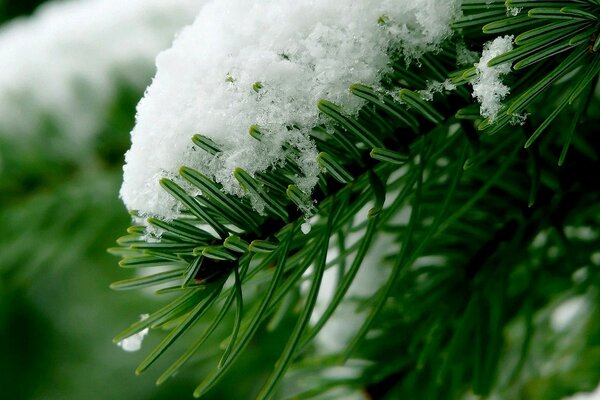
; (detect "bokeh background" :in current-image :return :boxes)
[0,1,184,398]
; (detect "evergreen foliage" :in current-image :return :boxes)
[112,0,600,398]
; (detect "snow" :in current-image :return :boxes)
[116,314,150,352]
[120,0,461,219]
[0,0,204,150]
[506,6,523,17]
[456,42,479,66]
[418,79,457,101]
[551,297,587,332]
[563,383,600,400]
[471,35,514,121]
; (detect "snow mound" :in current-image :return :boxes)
[121,0,461,219]
[471,35,514,121]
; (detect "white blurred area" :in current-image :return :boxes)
[565,384,600,400]
[0,0,203,148]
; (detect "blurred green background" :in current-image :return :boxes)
[0,1,182,396]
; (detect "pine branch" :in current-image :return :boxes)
[111,1,600,398]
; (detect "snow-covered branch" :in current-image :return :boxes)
[120,0,461,219]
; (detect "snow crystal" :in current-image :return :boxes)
[117,314,149,352]
[120,0,461,219]
[471,35,514,121]
[0,0,204,149]
[418,79,456,101]
[509,112,528,126]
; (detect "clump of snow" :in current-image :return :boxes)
[506,3,523,17]
[0,0,204,150]
[117,314,150,352]
[509,112,528,126]
[456,42,480,66]
[120,0,461,219]
[471,35,514,121]
[418,79,456,101]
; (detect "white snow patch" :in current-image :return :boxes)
[471,35,514,121]
[563,382,600,400]
[506,3,523,17]
[509,112,528,126]
[551,297,587,332]
[0,0,204,149]
[120,0,461,219]
[418,79,456,101]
